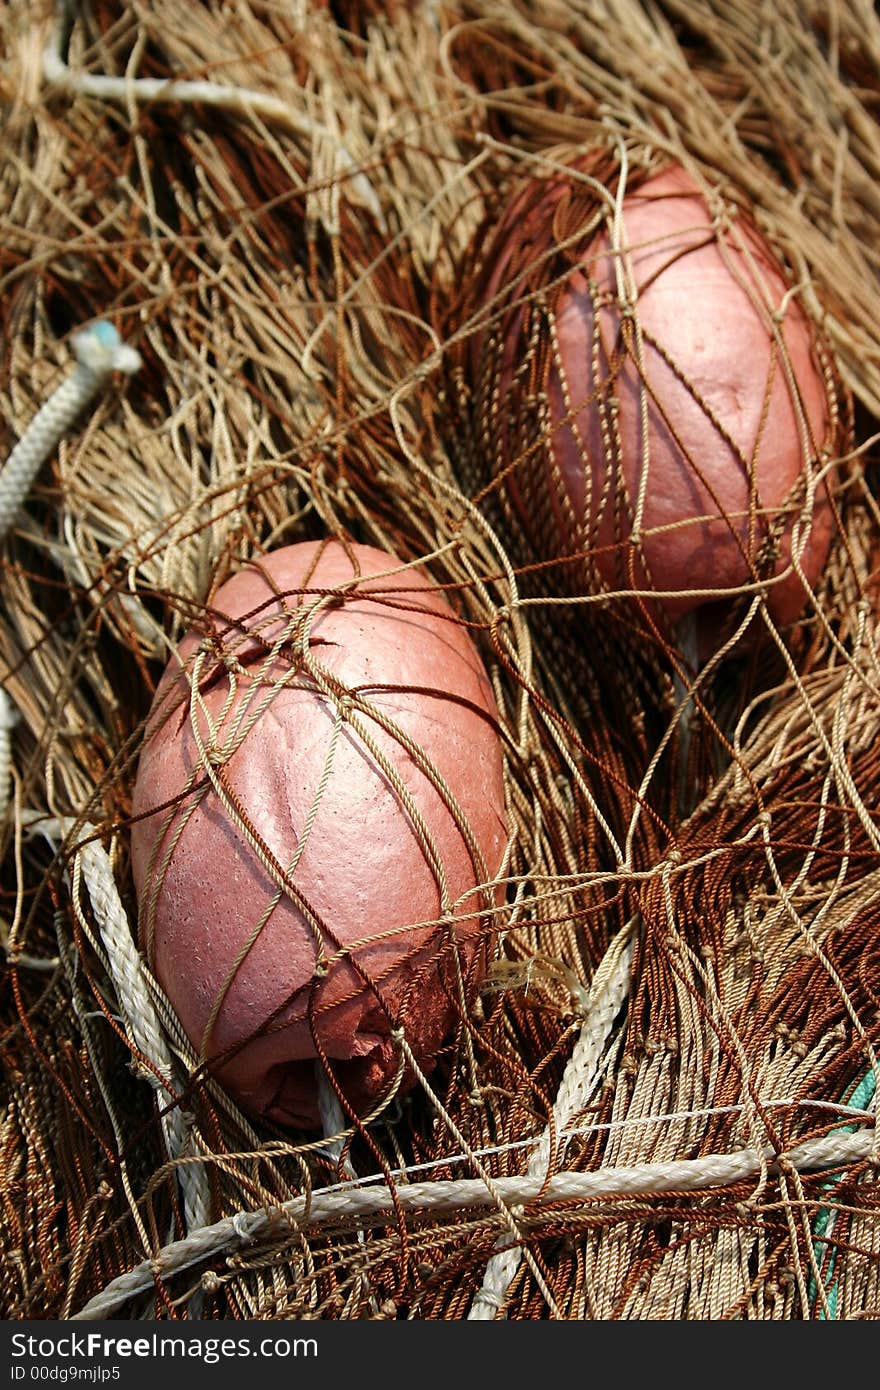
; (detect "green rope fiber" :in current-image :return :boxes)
[809,1070,876,1319]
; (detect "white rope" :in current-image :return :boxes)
[74,835,212,1241]
[315,1063,350,1168]
[74,841,208,1217]
[71,1125,875,1320]
[0,688,18,821]
[0,321,141,542]
[314,1062,379,1313]
[469,922,636,1319]
[22,814,211,1243]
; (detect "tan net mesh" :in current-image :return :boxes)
[1,0,879,1320]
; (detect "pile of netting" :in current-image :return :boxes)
[2,0,879,1320]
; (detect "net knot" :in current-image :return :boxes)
[231,1211,254,1242]
[130,1059,158,1084]
[705,190,731,227]
[474,1287,504,1311]
[220,651,246,677]
[204,744,226,769]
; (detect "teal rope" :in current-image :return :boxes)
[809,1070,876,1319]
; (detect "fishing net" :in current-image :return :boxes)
[1,0,879,1320]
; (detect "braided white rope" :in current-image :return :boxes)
[0,688,18,820]
[23,813,211,1240]
[71,1125,875,1320]
[0,321,141,542]
[314,1062,379,1313]
[469,923,636,1319]
[73,838,211,1237]
[316,1065,345,1161]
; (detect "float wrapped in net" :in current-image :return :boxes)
[1,0,879,1320]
